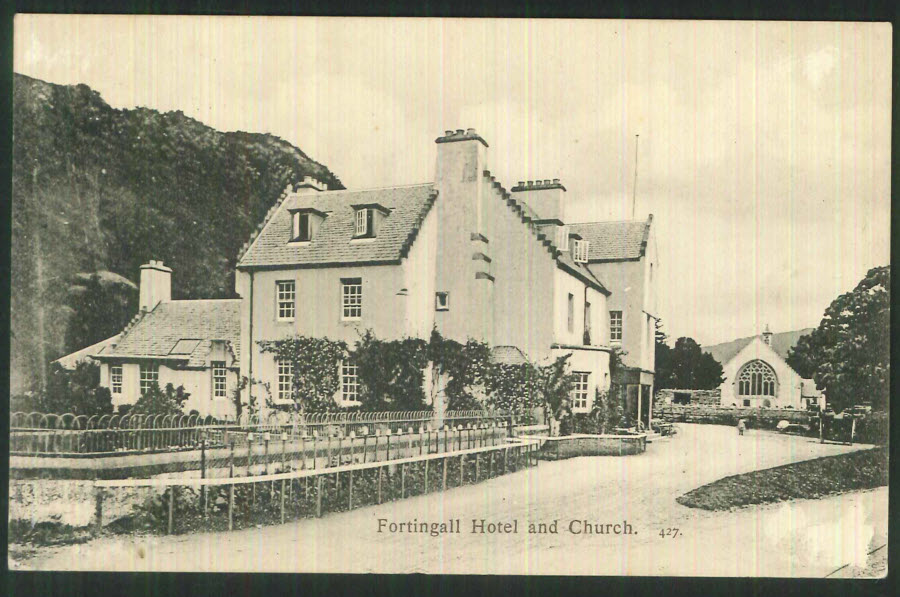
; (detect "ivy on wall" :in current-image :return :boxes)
[257,329,583,415]
[427,330,493,411]
[258,336,348,413]
[353,331,429,411]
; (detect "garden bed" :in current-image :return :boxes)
[676,446,888,511]
[536,433,647,459]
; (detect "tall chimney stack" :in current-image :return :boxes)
[139,260,172,312]
[509,178,567,222]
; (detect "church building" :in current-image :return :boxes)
[708,325,816,409]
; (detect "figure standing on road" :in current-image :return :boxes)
[737,418,746,436]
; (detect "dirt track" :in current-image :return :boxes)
[13,424,887,576]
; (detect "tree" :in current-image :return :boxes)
[654,319,675,391]
[786,265,889,412]
[64,272,137,355]
[129,382,190,416]
[655,337,724,390]
[31,361,114,415]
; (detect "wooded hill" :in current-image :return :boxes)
[12,73,344,394]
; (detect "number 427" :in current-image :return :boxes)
[659,528,680,538]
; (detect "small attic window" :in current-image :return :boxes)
[355,208,374,238]
[573,240,590,263]
[292,212,311,242]
[352,203,391,240]
[290,208,327,243]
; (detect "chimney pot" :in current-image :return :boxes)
[517,181,525,187]
[140,260,172,312]
[553,178,560,184]
[544,179,551,185]
[466,128,476,136]
[456,129,464,135]
[527,180,534,187]
[444,130,453,136]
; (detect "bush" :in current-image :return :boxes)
[129,382,190,416]
[18,361,113,416]
[852,412,888,445]
[8,519,95,546]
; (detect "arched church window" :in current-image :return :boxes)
[736,360,778,398]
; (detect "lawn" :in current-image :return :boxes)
[677,446,888,511]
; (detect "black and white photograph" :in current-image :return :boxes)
[8,15,890,576]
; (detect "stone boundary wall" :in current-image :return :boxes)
[656,405,811,428]
[9,479,159,527]
[656,388,721,406]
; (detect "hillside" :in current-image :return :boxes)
[11,73,344,394]
[703,328,815,367]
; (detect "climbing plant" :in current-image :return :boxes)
[353,330,429,411]
[258,336,348,413]
[426,329,492,411]
[485,361,543,412]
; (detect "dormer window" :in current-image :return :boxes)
[292,212,311,242]
[289,208,327,243]
[355,208,374,238]
[351,203,391,240]
[573,240,590,263]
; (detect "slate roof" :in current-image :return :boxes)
[237,184,437,268]
[491,345,529,365]
[95,299,241,368]
[54,334,121,369]
[567,218,652,262]
[533,222,609,292]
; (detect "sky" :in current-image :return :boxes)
[14,16,892,347]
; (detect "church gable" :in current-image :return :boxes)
[720,336,804,408]
[726,336,790,372]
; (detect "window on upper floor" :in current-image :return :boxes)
[567,293,575,333]
[276,280,296,321]
[435,291,450,311]
[572,240,590,263]
[212,361,227,399]
[277,359,293,403]
[292,211,311,242]
[584,301,592,345]
[139,363,158,396]
[110,365,123,395]
[342,278,363,320]
[571,372,590,411]
[610,310,623,343]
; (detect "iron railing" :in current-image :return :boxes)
[10,409,520,456]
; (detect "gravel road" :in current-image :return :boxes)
[14,424,886,576]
